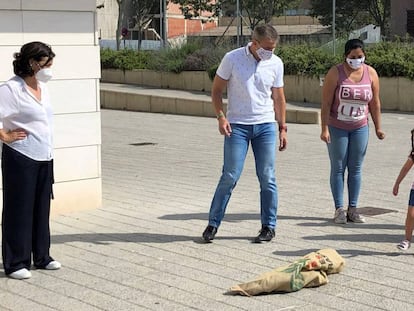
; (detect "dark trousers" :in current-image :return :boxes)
[2,144,54,275]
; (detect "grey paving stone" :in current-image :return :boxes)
[1,107,414,310]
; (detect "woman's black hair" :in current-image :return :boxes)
[13,41,55,78]
[344,39,365,56]
[411,129,414,161]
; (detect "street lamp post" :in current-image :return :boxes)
[236,0,240,46]
[160,0,167,48]
[332,0,336,55]
[159,0,163,46]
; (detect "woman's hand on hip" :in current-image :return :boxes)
[2,128,27,143]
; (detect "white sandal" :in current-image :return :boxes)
[397,239,411,251]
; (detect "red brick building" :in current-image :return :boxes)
[96,0,218,41]
[167,2,217,38]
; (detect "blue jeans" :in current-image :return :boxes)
[208,123,277,229]
[327,125,369,209]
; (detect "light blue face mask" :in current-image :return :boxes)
[346,57,365,69]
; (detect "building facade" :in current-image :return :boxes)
[391,0,414,37]
[0,0,102,214]
[167,2,216,38]
[96,0,217,42]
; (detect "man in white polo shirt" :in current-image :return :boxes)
[202,24,288,243]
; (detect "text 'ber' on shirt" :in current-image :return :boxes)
[215,42,284,125]
[0,76,53,161]
[329,63,372,131]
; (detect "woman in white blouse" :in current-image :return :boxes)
[0,41,61,280]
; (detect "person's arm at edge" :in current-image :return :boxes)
[320,66,338,143]
[211,74,231,137]
[393,157,414,195]
[368,65,385,140]
[272,86,287,151]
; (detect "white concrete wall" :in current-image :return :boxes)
[0,0,102,215]
[96,0,118,39]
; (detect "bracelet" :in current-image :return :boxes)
[216,112,225,119]
[278,124,287,132]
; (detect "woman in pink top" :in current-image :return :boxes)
[320,39,385,224]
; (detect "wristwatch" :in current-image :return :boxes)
[278,124,287,132]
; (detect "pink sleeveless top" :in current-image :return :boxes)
[329,63,372,130]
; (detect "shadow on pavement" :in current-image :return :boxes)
[51,232,255,245]
[159,212,259,222]
[302,233,402,243]
[159,213,404,230]
[273,248,408,258]
[159,213,330,222]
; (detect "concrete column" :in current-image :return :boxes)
[0,0,102,215]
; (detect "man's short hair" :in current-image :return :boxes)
[252,24,279,42]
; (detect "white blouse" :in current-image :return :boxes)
[0,76,53,161]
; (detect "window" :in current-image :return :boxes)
[407,10,414,37]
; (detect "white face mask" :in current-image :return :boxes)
[36,68,53,82]
[346,57,365,70]
[256,48,274,61]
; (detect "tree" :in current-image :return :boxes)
[170,0,298,30]
[128,0,161,50]
[171,0,219,19]
[363,0,390,37]
[310,0,369,36]
[310,0,390,38]
[115,0,166,50]
[115,0,126,50]
[240,0,299,29]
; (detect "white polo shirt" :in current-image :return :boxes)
[0,76,53,161]
[216,42,284,124]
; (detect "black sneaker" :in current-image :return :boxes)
[202,225,217,242]
[254,225,275,243]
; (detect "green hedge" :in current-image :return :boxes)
[277,41,414,79]
[100,48,152,71]
[101,41,414,79]
[276,44,340,77]
[101,40,229,74]
[366,41,414,79]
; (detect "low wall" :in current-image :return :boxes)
[100,82,321,124]
[101,69,414,112]
[102,69,213,92]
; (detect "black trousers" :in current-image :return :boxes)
[1,144,54,275]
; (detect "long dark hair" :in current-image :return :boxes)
[411,129,414,161]
[13,41,55,78]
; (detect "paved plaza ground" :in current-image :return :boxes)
[1,107,414,310]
